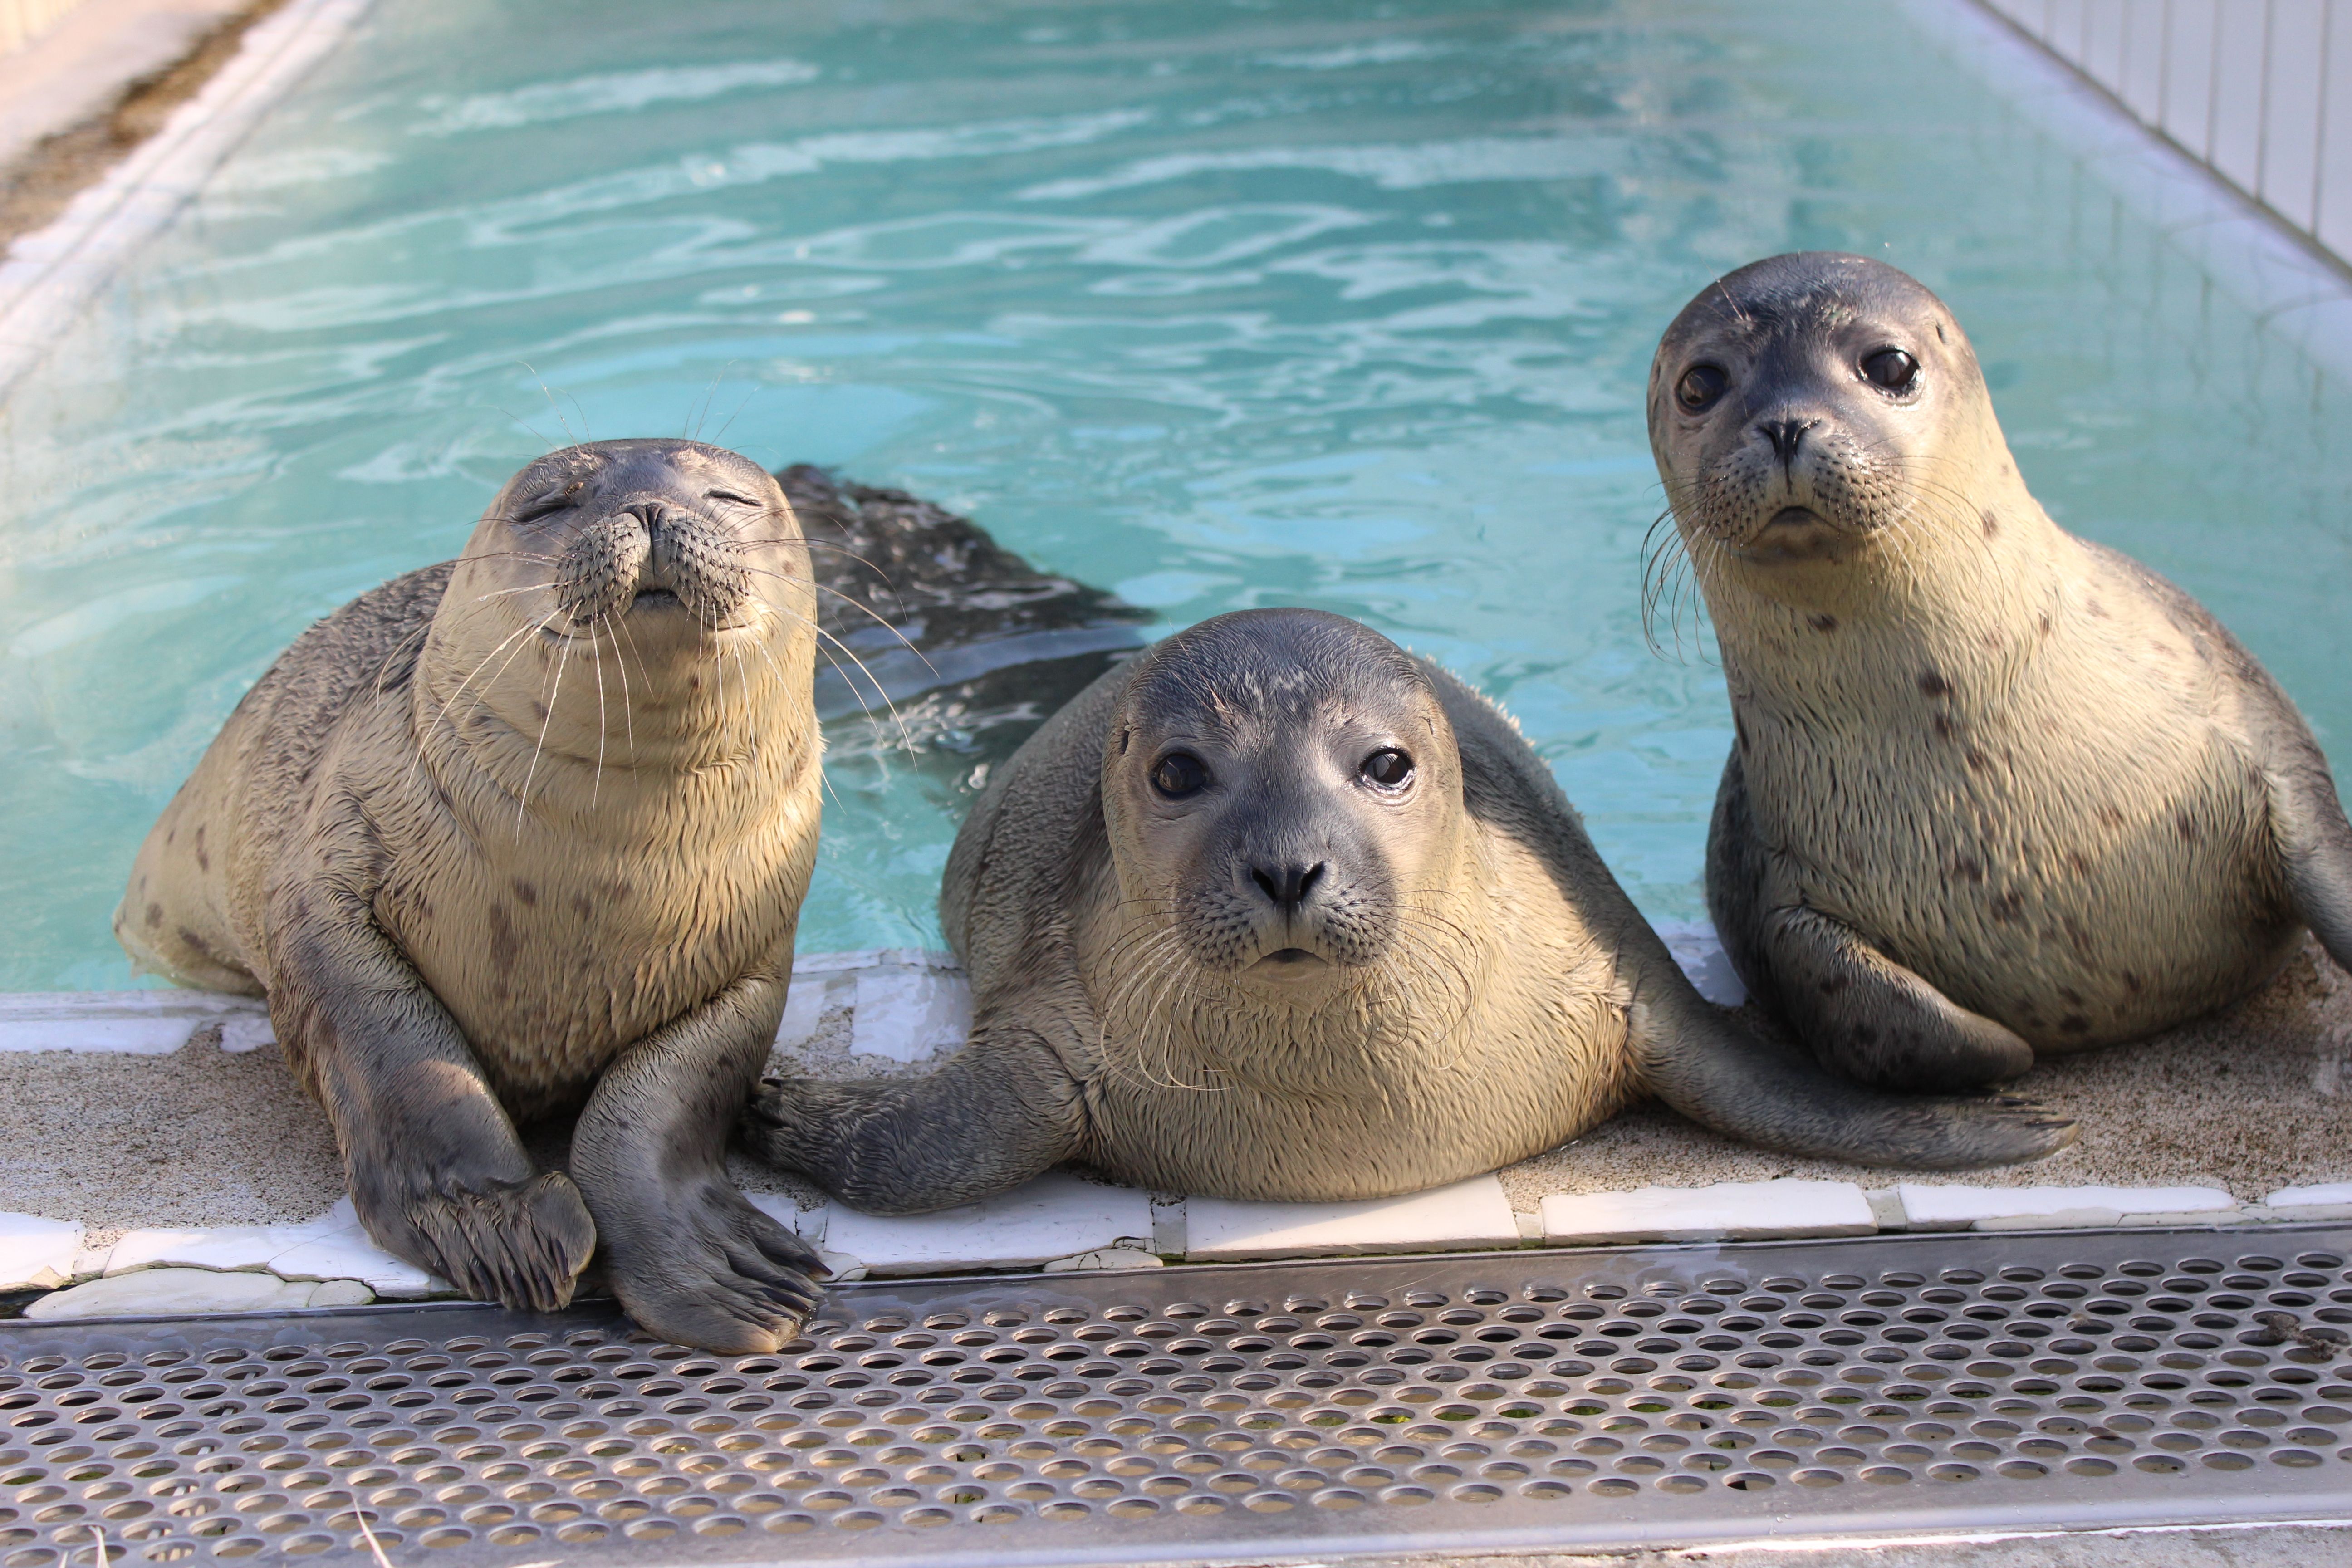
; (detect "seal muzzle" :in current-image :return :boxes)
[554,497,753,630]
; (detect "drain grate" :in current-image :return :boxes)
[4,1226,2352,1565]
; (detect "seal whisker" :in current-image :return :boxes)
[725,559,945,685]
[588,617,609,807]
[403,608,555,792]
[515,611,577,830]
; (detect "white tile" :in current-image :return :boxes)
[217,1014,275,1054]
[1149,1195,1186,1256]
[109,1198,441,1298]
[2265,1181,2352,1215]
[824,1173,1153,1276]
[774,972,845,1049]
[25,1267,324,1319]
[1866,1187,1907,1230]
[107,1223,304,1276]
[1654,921,1746,1006]
[1895,1183,2236,1231]
[265,1205,441,1298]
[1540,1180,1874,1245]
[850,967,972,1063]
[744,1191,829,1243]
[306,1279,375,1308]
[0,1212,83,1291]
[1041,1247,1164,1273]
[0,991,264,1055]
[793,947,960,976]
[1186,1176,1519,1261]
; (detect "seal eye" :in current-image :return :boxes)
[512,488,575,526]
[1361,748,1414,789]
[1676,364,1728,412]
[705,489,762,509]
[1151,752,1210,799]
[1862,348,1919,392]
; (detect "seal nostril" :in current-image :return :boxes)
[1759,417,1819,469]
[1250,862,1324,910]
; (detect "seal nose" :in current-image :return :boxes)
[1759,417,1818,470]
[637,502,683,592]
[1250,861,1325,913]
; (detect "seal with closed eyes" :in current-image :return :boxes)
[117,439,826,1352]
[1649,252,2352,1091]
[741,608,2073,1211]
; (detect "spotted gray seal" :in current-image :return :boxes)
[1649,252,2352,1091]
[741,608,2073,1211]
[117,439,826,1352]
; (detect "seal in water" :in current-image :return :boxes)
[741,609,2074,1211]
[117,439,827,1352]
[782,465,1150,766]
[1649,252,2352,1092]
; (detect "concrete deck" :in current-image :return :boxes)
[3,931,2345,1262]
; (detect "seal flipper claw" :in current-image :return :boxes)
[391,1171,595,1313]
[601,1183,822,1353]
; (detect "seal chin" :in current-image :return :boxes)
[1728,505,1861,564]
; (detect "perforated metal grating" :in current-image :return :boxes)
[5,1227,2352,1566]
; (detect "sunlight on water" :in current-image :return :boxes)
[3,0,2350,989]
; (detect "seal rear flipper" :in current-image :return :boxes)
[1628,988,2077,1171]
[742,1018,1088,1216]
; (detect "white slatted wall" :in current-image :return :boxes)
[1976,0,2352,264]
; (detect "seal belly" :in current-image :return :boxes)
[1748,643,2293,1053]
[382,786,821,1118]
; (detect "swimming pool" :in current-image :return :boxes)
[3,0,2349,991]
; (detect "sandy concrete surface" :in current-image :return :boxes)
[3,938,2347,1235]
[1504,934,2352,1209]
[0,0,278,246]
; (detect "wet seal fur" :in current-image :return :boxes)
[117,439,826,1352]
[1649,252,2352,1092]
[743,608,2073,1212]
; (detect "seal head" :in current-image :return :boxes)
[1650,251,2006,571]
[1104,610,1460,991]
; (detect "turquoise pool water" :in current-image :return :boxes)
[4,0,2351,991]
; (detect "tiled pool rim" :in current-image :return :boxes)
[5,938,2351,1318]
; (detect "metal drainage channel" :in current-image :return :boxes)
[5,1227,2352,1568]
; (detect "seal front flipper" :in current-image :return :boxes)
[1754,906,2034,1092]
[743,1013,1087,1216]
[1626,975,2077,1171]
[270,883,594,1313]
[570,960,825,1354]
